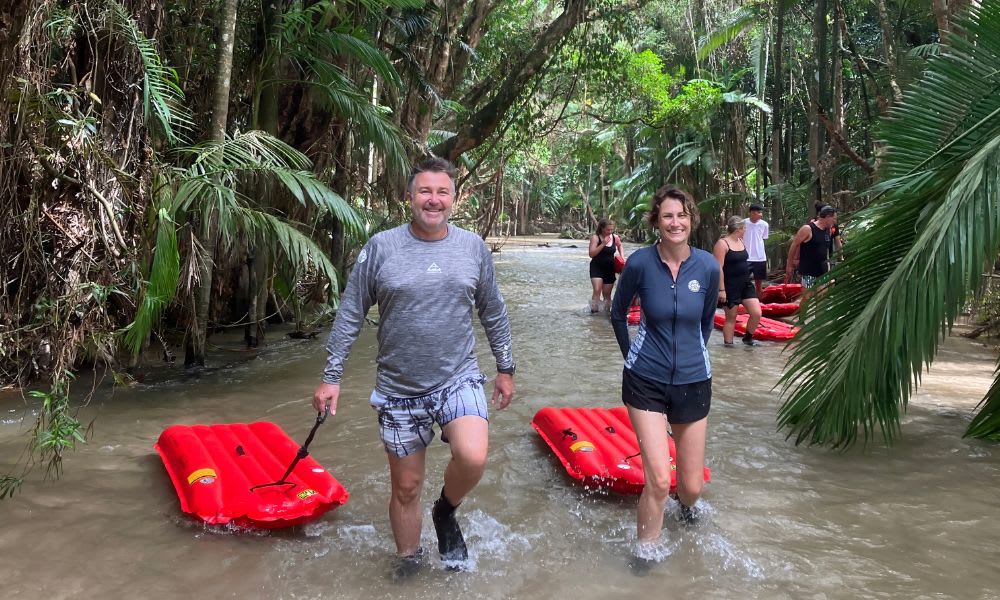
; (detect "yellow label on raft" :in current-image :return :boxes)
[297,489,317,499]
[569,441,595,453]
[187,468,217,485]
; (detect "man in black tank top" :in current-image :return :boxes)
[786,205,837,290]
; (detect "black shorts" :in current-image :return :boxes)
[723,277,757,308]
[589,260,616,284]
[621,368,711,424]
[748,261,767,281]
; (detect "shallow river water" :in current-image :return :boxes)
[2,238,999,599]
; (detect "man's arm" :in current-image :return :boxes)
[473,242,515,409]
[313,240,379,414]
[785,225,811,282]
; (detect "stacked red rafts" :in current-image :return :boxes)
[627,305,641,325]
[155,422,348,528]
[737,302,799,318]
[759,283,804,303]
[713,313,799,342]
[531,406,711,495]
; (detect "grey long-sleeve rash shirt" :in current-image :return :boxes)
[322,223,514,397]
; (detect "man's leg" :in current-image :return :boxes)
[440,415,489,504]
[435,415,488,563]
[386,450,427,557]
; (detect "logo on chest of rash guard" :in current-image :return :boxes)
[426,262,442,273]
[688,280,701,293]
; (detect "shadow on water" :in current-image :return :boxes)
[1,237,999,599]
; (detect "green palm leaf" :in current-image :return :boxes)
[106,1,192,144]
[124,207,180,353]
[235,209,341,296]
[778,2,1000,446]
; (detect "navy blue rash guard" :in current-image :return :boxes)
[610,244,720,385]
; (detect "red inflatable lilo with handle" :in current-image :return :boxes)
[155,421,348,528]
[531,406,710,495]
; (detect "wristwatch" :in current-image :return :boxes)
[497,363,516,375]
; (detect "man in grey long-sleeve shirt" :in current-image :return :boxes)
[313,158,515,576]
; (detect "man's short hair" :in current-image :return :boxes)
[407,157,457,195]
[818,205,837,218]
[749,203,764,212]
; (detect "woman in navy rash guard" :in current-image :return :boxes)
[610,185,719,569]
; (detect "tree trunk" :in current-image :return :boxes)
[769,0,785,227]
[933,0,950,41]
[0,0,33,96]
[877,0,903,104]
[186,0,239,367]
[432,0,588,161]
[809,0,829,208]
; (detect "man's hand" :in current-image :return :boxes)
[313,382,341,415]
[491,373,514,410]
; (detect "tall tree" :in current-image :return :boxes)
[185,0,240,367]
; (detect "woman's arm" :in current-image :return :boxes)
[712,239,728,300]
[614,234,624,256]
[588,234,602,258]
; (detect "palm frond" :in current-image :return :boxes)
[124,208,180,353]
[696,4,758,61]
[236,209,340,298]
[778,2,1000,446]
[105,0,192,144]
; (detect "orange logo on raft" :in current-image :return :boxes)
[569,441,595,453]
[186,468,217,485]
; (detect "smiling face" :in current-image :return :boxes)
[656,198,691,247]
[408,170,455,240]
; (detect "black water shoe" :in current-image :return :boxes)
[390,547,425,582]
[432,489,468,568]
[626,554,655,577]
[678,503,700,527]
[742,332,759,346]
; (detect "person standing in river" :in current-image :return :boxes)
[588,218,624,313]
[610,185,719,572]
[312,157,515,578]
[742,203,769,298]
[714,215,762,346]
[786,205,838,297]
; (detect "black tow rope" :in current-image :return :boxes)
[250,411,327,491]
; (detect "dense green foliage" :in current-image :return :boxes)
[1,0,997,496]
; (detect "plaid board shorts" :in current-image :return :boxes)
[369,374,489,457]
[801,274,819,289]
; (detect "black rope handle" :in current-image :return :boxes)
[250,411,328,491]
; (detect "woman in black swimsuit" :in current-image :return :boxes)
[588,218,623,313]
[712,216,762,345]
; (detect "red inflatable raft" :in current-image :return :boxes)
[737,302,799,318]
[759,283,804,303]
[627,305,641,325]
[713,313,799,342]
[531,406,711,495]
[155,422,348,528]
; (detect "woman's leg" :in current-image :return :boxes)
[626,405,673,545]
[743,297,762,336]
[602,282,614,312]
[723,305,738,344]
[590,277,603,312]
[670,417,708,509]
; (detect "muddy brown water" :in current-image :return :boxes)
[2,237,998,599]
